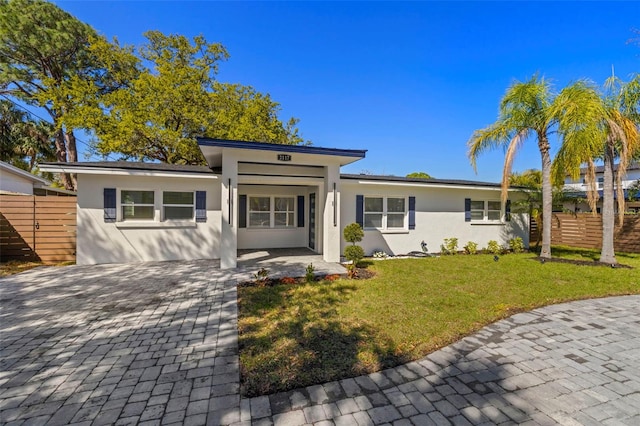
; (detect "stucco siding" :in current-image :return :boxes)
[237,185,308,249]
[340,181,529,256]
[76,174,221,265]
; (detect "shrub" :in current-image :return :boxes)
[305,263,315,283]
[343,222,364,244]
[344,245,365,278]
[440,237,459,255]
[253,268,270,287]
[509,237,525,253]
[373,251,388,258]
[464,241,478,255]
[485,240,502,255]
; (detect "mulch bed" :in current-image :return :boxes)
[532,256,633,269]
[238,267,376,288]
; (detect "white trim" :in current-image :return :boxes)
[115,221,197,229]
[0,161,50,185]
[350,180,511,191]
[38,165,217,179]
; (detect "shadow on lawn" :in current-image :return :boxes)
[238,280,410,397]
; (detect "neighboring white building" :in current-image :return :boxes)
[40,138,529,268]
[0,160,75,196]
[563,162,640,213]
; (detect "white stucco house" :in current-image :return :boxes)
[39,138,529,268]
[563,162,640,213]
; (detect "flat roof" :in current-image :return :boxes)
[197,138,367,158]
[38,161,216,179]
[341,173,522,190]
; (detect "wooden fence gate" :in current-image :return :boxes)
[0,195,76,263]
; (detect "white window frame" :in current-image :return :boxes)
[364,196,408,231]
[120,189,156,222]
[162,191,195,221]
[470,199,504,223]
[247,195,297,229]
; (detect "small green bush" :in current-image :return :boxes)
[305,263,315,283]
[464,241,478,255]
[343,223,364,244]
[485,240,502,255]
[440,237,459,255]
[344,245,365,265]
[509,237,525,253]
[253,267,270,287]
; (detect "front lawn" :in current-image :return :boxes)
[237,247,640,397]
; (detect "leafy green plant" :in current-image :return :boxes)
[464,241,478,255]
[509,237,525,253]
[343,223,365,278]
[343,222,364,244]
[373,251,388,258]
[440,238,459,255]
[305,263,315,283]
[344,245,365,278]
[253,268,270,287]
[485,240,502,255]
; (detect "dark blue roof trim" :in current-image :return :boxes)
[197,138,367,158]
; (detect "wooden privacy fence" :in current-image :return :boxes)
[530,213,640,253]
[0,195,76,263]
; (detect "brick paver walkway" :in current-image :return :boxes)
[2,261,639,426]
[245,296,640,426]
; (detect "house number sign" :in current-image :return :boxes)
[277,154,292,161]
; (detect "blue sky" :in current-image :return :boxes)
[54,1,639,182]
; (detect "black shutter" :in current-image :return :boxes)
[464,198,471,222]
[505,199,511,222]
[104,188,116,223]
[238,195,247,228]
[195,191,206,223]
[408,196,416,230]
[297,195,304,227]
[356,195,364,227]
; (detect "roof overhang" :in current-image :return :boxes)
[197,138,366,170]
[0,161,50,186]
[38,163,217,179]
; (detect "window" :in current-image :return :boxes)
[598,177,604,189]
[470,200,503,222]
[247,196,296,228]
[121,190,154,220]
[274,197,295,227]
[364,196,406,230]
[163,191,194,220]
[249,196,271,227]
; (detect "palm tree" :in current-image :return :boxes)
[552,76,640,264]
[468,75,555,259]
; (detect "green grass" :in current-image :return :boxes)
[237,247,640,397]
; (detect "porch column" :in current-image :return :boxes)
[221,152,238,269]
[322,163,341,263]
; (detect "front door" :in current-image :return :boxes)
[308,193,316,250]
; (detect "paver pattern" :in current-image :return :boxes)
[0,261,241,426]
[2,259,639,426]
[246,296,640,426]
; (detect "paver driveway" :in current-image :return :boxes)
[2,261,640,426]
[0,260,241,426]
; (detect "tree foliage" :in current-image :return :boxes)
[551,75,640,264]
[0,0,98,189]
[468,74,555,259]
[0,99,56,172]
[406,171,432,179]
[53,31,306,164]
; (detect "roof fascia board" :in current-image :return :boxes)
[38,165,217,179]
[197,138,367,158]
[343,179,510,192]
